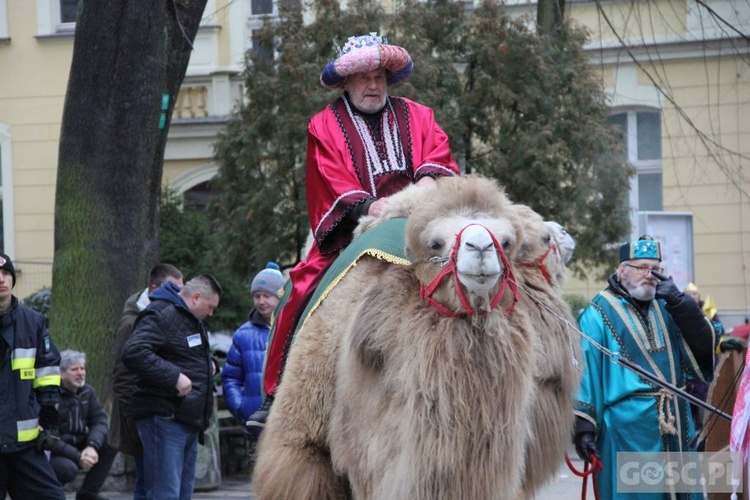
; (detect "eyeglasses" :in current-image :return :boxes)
[624,264,664,276]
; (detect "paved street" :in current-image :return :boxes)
[67,475,254,499]
[535,450,597,499]
[72,446,594,499]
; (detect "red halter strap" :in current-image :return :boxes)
[519,243,558,286]
[565,452,603,500]
[419,224,518,318]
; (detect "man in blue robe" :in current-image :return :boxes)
[573,235,717,499]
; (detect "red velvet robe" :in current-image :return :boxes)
[263,95,459,395]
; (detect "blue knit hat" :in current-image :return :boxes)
[251,262,284,298]
[619,235,662,262]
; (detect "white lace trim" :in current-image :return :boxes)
[342,98,408,198]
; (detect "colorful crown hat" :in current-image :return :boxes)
[320,32,413,89]
[619,235,662,262]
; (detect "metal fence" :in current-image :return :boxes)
[14,260,53,299]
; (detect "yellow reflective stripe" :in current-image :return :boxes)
[11,357,35,370]
[18,427,40,442]
[17,418,40,442]
[33,375,61,389]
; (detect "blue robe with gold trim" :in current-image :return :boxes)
[576,278,715,499]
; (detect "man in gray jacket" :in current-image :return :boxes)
[122,274,221,500]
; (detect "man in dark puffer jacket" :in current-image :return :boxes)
[122,274,222,500]
[51,350,117,500]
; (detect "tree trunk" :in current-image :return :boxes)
[50,0,208,402]
[537,0,565,36]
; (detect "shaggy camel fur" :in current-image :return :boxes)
[253,176,549,499]
[508,204,582,497]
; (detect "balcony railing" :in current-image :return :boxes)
[172,74,244,121]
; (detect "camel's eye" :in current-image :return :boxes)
[543,234,552,246]
[429,240,444,251]
[502,238,511,251]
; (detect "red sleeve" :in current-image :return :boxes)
[405,100,460,179]
[305,109,371,254]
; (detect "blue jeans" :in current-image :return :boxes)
[136,416,199,500]
[134,454,146,500]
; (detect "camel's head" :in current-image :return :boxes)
[546,221,575,265]
[509,205,573,287]
[405,176,519,317]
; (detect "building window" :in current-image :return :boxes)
[183,181,218,212]
[607,109,663,218]
[60,0,78,23]
[36,0,76,35]
[251,29,273,65]
[251,0,273,15]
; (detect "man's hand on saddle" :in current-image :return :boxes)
[367,198,390,218]
[414,176,436,188]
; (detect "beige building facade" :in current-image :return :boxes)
[1,0,748,327]
[505,0,750,328]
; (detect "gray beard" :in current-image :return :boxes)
[628,282,656,302]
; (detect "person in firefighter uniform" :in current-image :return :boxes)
[0,253,66,499]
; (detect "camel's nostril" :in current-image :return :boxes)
[465,241,495,253]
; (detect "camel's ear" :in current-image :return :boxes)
[546,221,576,264]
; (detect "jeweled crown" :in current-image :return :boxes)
[336,32,388,57]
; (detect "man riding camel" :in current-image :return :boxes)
[247,33,460,430]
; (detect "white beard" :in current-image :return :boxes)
[621,273,657,301]
[630,284,656,302]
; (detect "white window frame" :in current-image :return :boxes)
[36,0,75,36]
[610,108,663,237]
[0,0,9,40]
[0,124,16,257]
[247,0,276,44]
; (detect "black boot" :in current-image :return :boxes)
[245,395,274,435]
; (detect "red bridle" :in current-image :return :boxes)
[519,242,559,286]
[419,224,518,318]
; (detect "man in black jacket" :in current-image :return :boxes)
[0,253,66,499]
[110,263,183,500]
[51,350,117,500]
[122,274,222,500]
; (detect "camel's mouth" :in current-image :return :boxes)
[459,272,501,285]
[458,271,502,294]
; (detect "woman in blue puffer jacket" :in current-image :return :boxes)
[222,263,284,420]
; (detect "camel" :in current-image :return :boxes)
[508,204,582,496]
[252,176,568,499]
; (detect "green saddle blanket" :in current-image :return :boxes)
[294,217,410,338]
